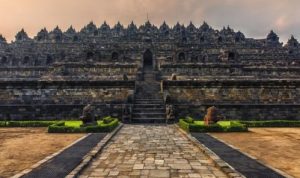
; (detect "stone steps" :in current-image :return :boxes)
[132,113,165,118]
[130,117,166,123]
[134,100,164,104]
[135,93,162,100]
[132,102,166,123]
[131,69,166,123]
[134,105,165,109]
[133,107,165,111]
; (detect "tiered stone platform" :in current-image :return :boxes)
[0,21,300,121]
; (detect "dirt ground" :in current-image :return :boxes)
[211,128,300,178]
[0,128,85,178]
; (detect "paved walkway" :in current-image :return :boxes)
[192,133,285,178]
[80,125,227,178]
[22,133,106,178]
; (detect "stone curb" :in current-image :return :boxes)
[174,125,246,178]
[12,133,92,178]
[208,133,295,178]
[66,123,124,178]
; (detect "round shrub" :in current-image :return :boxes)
[103,117,114,124]
[184,117,194,124]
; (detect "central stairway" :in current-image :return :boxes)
[132,67,166,123]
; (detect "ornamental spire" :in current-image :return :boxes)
[15,28,29,41]
[0,34,7,43]
[286,35,299,48]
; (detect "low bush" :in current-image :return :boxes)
[48,125,85,133]
[48,117,119,133]
[0,121,7,127]
[86,119,119,133]
[189,123,224,132]
[240,120,300,127]
[102,116,115,124]
[178,119,190,132]
[178,119,248,132]
[55,121,65,126]
[184,117,194,124]
[225,121,248,132]
[5,121,59,127]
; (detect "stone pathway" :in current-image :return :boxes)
[192,133,285,178]
[80,125,227,178]
[21,133,106,178]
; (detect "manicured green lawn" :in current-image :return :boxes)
[194,121,232,127]
[64,121,82,127]
[64,120,112,128]
[179,118,248,132]
[48,117,119,133]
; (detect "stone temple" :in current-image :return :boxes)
[0,21,300,122]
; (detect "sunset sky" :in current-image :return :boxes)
[0,0,299,42]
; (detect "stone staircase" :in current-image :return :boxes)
[131,68,166,123]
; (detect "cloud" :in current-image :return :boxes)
[0,0,299,42]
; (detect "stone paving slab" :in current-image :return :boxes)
[80,125,228,178]
[192,133,286,178]
[21,133,106,178]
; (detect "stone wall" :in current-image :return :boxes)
[159,64,300,80]
[0,81,135,120]
[163,80,300,120]
[0,104,124,121]
[43,63,139,81]
[173,104,300,120]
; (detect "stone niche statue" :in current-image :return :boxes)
[123,73,128,81]
[204,106,224,126]
[122,104,132,123]
[166,104,175,123]
[80,104,97,127]
[170,73,177,80]
[218,50,228,62]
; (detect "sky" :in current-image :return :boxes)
[0,0,299,43]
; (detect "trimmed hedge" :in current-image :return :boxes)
[0,121,7,127]
[189,123,224,132]
[184,117,194,124]
[48,124,85,133]
[85,119,119,132]
[0,121,59,127]
[178,119,248,133]
[103,116,115,124]
[48,118,119,133]
[226,121,248,132]
[240,120,300,127]
[178,119,190,132]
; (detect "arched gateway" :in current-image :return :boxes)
[143,49,153,68]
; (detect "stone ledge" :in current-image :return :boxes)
[162,80,300,88]
[175,125,245,178]
[160,63,245,68]
[0,80,136,89]
[53,63,138,68]
[172,103,300,107]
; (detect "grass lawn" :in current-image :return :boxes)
[194,121,232,127]
[179,119,248,132]
[181,118,300,133]
[48,117,119,133]
[64,120,107,127]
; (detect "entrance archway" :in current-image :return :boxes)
[143,49,153,67]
